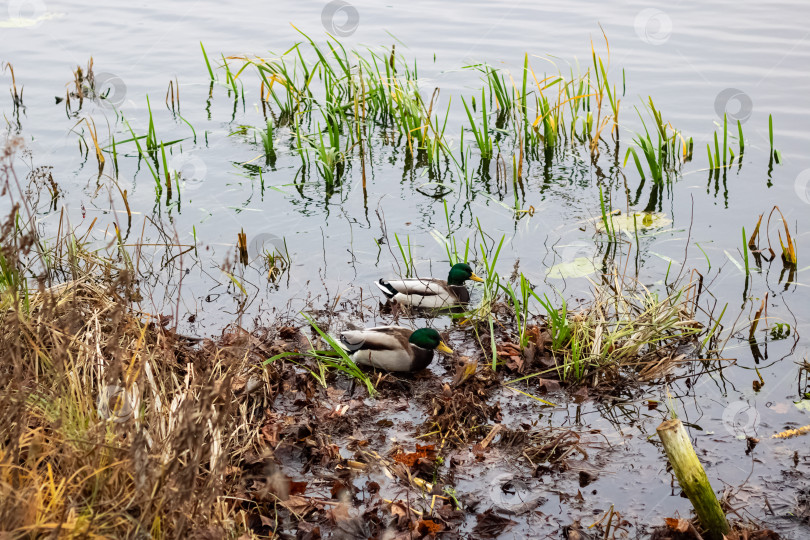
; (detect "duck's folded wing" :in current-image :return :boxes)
[383,278,445,296]
[340,326,410,352]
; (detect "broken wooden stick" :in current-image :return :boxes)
[657,418,729,539]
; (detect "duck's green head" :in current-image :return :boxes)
[447,263,484,286]
[410,328,454,354]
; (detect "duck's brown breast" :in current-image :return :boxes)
[448,284,470,303]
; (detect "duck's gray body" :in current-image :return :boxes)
[374,278,469,309]
[339,326,435,372]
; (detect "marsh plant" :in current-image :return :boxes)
[0,153,274,536]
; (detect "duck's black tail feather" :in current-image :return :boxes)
[374,279,398,298]
[338,332,364,352]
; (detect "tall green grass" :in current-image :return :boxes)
[264,314,375,396]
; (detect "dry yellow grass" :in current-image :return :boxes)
[0,212,273,537]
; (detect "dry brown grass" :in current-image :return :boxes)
[0,212,274,537]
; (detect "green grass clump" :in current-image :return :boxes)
[264,314,376,397]
[541,277,704,384]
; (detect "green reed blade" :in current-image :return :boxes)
[200,42,215,80]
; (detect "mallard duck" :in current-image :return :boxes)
[374,263,484,309]
[339,326,453,372]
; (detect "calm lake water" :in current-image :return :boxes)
[3,0,810,536]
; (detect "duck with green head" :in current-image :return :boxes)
[374,262,484,309]
[339,326,454,372]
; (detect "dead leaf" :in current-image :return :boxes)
[231,376,246,393]
[497,342,522,358]
[279,325,298,339]
[289,480,307,496]
[415,519,444,536]
[572,386,589,403]
[472,509,516,538]
[536,378,561,393]
[527,326,553,349]
[536,356,556,370]
[393,444,437,467]
[506,355,525,373]
[298,524,321,540]
[260,417,281,445]
[390,501,409,518]
[281,495,313,514]
[578,470,597,487]
[330,479,352,499]
[327,502,350,523]
[664,517,690,532]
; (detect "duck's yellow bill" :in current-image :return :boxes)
[470,273,485,283]
[436,341,454,354]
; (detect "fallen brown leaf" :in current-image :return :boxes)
[505,355,525,372]
[390,501,409,518]
[289,480,307,496]
[394,444,437,467]
[415,519,444,536]
[664,517,690,533]
[536,378,561,393]
[281,495,313,514]
[279,325,298,339]
[472,509,516,538]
